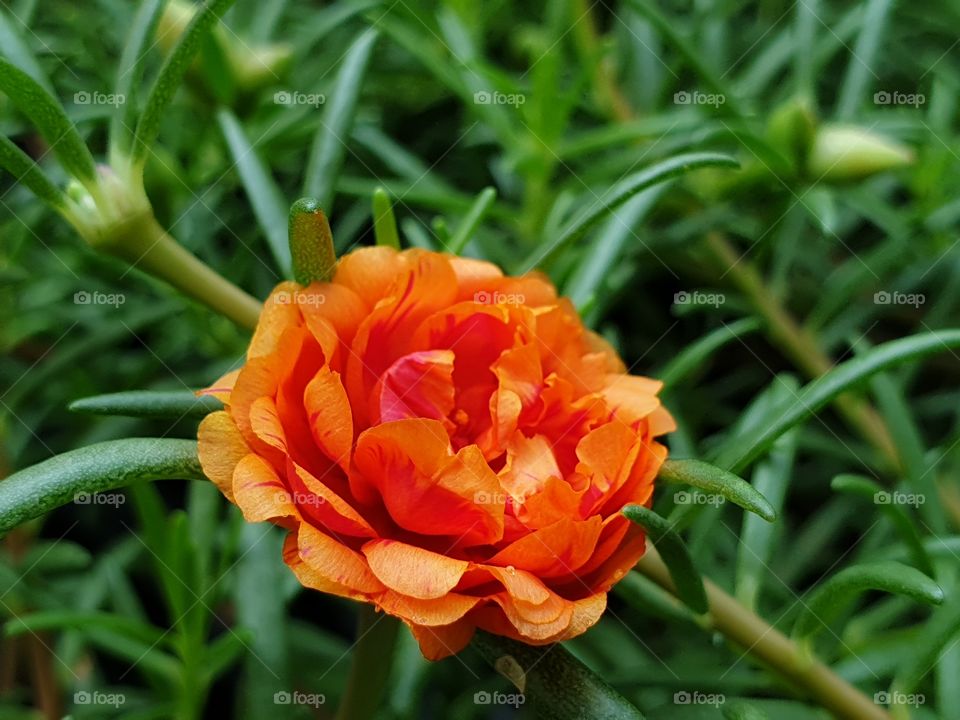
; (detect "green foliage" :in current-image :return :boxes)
[3,0,960,718]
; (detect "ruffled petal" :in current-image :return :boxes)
[364,539,468,599]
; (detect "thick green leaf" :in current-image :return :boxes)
[217,109,292,275]
[447,186,497,254]
[302,28,378,207]
[289,197,335,284]
[372,186,401,249]
[69,390,222,419]
[792,562,943,641]
[0,134,67,208]
[131,0,238,166]
[0,56,97,183]
[623,504,708,613]
[715,330,960,473]
[473,632,646,719]
[523,152,739,269]
[109,0,165,160]
[0,439,203,533]
[659,459,776,521]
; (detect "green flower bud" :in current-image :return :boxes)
[807,124,913,183]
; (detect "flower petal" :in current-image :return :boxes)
[363,539,468,599]
[353,419,504,545]
[232,453,296,523]
[198,411,248,501]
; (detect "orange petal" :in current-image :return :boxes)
[298,281,368,350]
[197,411,248,502]
[288,460,376,538]
[296,523,384,594]
[601,374,663,427]
[303,366,353,470]
[232,453,296,523]
[333,246,406,308]
[249,282,303,358]
[498,433,560,502]
[407,619,476,660]
[378,591,481,627]
[363,539,468,599]
[448,256,503,301]
[375,349,456,425]
[575,421,641,494]
[352,419,504,546]
[488,516,603,578]
[484,565,551,605]
[198,369,240,405]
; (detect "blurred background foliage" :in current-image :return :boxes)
[1,0,959,717]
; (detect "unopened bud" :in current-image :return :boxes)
[807,124,913,182]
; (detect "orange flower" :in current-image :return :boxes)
[197,248,673,659]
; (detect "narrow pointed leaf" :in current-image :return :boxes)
[659,458,776,522]
[109,0,165,159]
[715,330,960,473]
[524,152,739,268]
[131,0,238,166]
[303,28,378,207]
[372,187,401,249]
[0,57,96,183]
[447,186,497,255]
[69,390,223,419]
[0,439,202,533]
[0,134,67,208]
[793,562,943,641]
[217,109,291,275]
[623,504,708,613]
[473,632,646,719]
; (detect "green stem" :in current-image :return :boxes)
[105,212,263,330]
[335,605,399,720]
[636,546,891,720]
